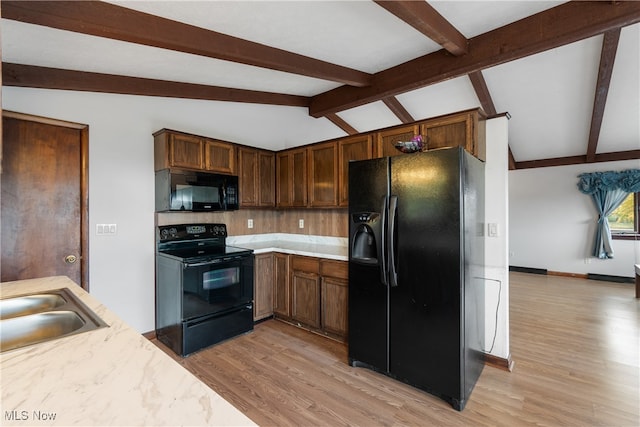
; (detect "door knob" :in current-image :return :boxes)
[65,255,78,264]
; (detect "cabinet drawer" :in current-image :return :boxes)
[291,256,320,274]
[320,260,348,281]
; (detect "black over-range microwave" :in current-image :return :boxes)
[155,168,239,212]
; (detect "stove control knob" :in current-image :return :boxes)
[169,227,177,237]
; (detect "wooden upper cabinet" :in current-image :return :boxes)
[277,147,307,208]
[154,129,238,173]
[308,141,338,208]
[258,151,276,207]
[338,135,373,207]
[239,147,259,206]
[239,147,275,208]
[154,130,204,171]
[204,140,236,174]
[421,109,486,161]
[276,151,292,207]
[375,124,419,158]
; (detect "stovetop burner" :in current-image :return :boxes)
[156,223,252,261]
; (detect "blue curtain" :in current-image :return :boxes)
[577,169,640,259]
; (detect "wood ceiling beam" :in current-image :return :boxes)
[468,71,522,170]
[468,71,496,116]
[382,97,414,123]
[586,28,621,163]
[310,1,640,118]
[514,149,640,169]
[1,0,372,88]
[2,63,311,107]
[325,114,358,135]
[373,1,468,56]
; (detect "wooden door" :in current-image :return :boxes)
[1,113,89,287]
[204,140,236,174]
[170,133,203,169]
[253,253,274,321]
[276,152,292,207]
[375,124,419,158]
[258,151,275,207]
[338,135,373,207]
[291,270,320,328]
[273,253,290,317]
[291,148,307,207]
[308,141,338,207]
[238,147,258,207]
[321,277,348,337]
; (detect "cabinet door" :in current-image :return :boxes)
[421,113,470,151]
[338,135,373,207]
[308,141,338,207]
[258,151,276,207]
[321,277,348,338]
[375,125,419,158]
[254,253,274,321]
[204,140,236,174]
[291,148,308,207]
[238,147,258,207]
[169,133,204,169]
[420,110,485,160]
[291,270,320,328]
[276,152,292,207]
[273,253,290,317]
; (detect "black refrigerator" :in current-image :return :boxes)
[348,147,485,411]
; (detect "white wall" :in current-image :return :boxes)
[510,159,640,278]
[484,117,510,360]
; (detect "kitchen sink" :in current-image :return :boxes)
[0,294,66,320]
[0,288,107,353]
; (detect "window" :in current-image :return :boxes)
[610,192,639,240]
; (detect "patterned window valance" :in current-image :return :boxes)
[577,169,640,195]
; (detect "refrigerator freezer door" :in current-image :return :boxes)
[348,157,390,372]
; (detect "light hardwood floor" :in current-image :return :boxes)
[153,272,639,426]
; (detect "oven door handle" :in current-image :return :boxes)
[183,260,221,268]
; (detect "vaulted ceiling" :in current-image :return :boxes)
[2,1,639,169]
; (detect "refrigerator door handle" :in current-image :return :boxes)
[380,195,388,286]
[388,195,398,287]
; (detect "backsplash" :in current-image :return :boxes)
[156,208,348,237]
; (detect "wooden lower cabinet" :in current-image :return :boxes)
[321,277,348,337]
[277,255,348,341]
[273,253,290,317]
[291,270,321,328]
[320,259,348,338]
[253,253,274,321]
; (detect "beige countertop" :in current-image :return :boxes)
[227,233,348,261]
[0,276,256,427]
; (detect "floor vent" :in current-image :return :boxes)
[587,273,634,284]
[509,266,547,275]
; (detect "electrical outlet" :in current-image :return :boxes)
[298,219,304,229]
[248,219,254,229]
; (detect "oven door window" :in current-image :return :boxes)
[182,260,250,320]
[203,267,239,290]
